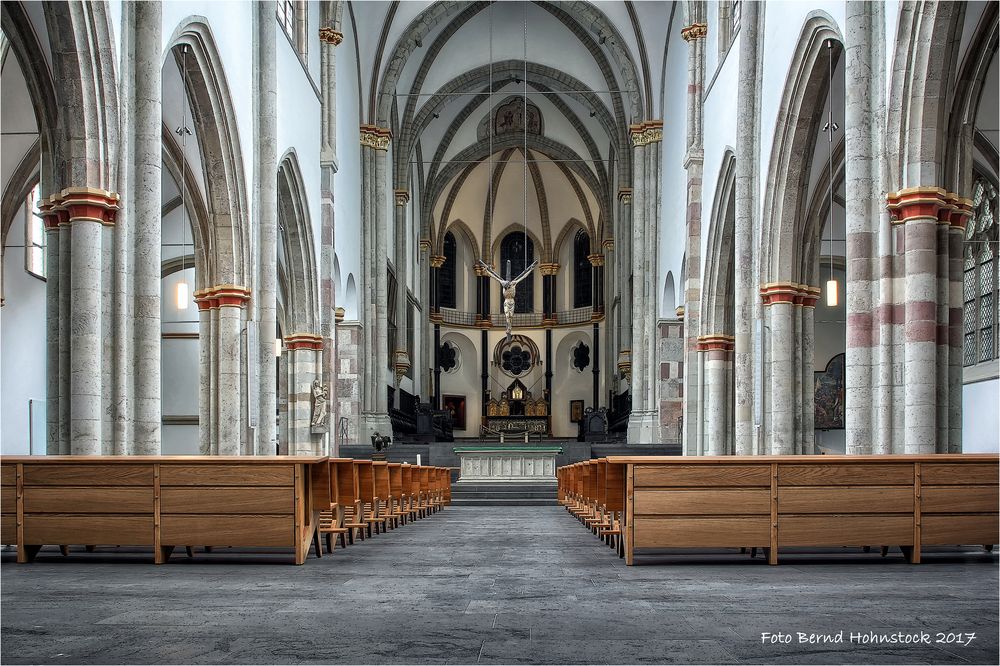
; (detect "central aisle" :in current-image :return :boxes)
[2,507,997,664]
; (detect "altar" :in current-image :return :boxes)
[455,446,562,482]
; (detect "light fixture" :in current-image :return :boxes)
[275,337,283,358]
[175,45,192,311]
[823,39,839,308]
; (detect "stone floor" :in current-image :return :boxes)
[2,506,997,665]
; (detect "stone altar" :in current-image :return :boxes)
[454,447,562,482]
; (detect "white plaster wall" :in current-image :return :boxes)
[276,26,323,273]
[552,330,594,437]
[658,17,688,318]
[757,3,847,229]
[963,379,1000,453]
[334,8,363,316]
[1,215,47,455]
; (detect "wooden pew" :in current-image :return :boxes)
[593,454,1000,566]
[317,458,352,553]
[353,460,376,538]
[387,463,405,528]
[369,461,391,534]
[0,456,329,565]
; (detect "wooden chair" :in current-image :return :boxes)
[343,500,368,542]
[318,503,350,553]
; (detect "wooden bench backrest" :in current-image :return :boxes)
[334,459,359,506]
[373,461,390,499]
[356,461,375,502]
[389,463,403,496]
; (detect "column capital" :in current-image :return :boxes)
[319,27,343,45]
[617,187,633,204]
[60,187,120,226]
[602,238,615,252]
[419,238,431,252]
[629,121,663,147]
[473,263,489,277]
[539,262,560,276]
[759,283,820,307]
[587,253,605,267]
[393,349,411,384]
[675,305,685,320]
[696,334,734,352]
[284,333,324,351]
[885,187,973,228]
[335,306,346,322]
[393,189,410,206]
[194,284,251,309]
[37,197,68,231]
[429,254,447,268]
[680,23,708,41]
[617,349,632,380]
[360,124,392,150]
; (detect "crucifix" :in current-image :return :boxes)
[478,259,538,341]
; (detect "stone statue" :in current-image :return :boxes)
[311,379,328,427]
[478,259,538,341]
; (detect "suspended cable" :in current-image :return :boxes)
[176,45,193,311]
[824,39,839,308]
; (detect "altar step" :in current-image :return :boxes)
[450,481,558,506]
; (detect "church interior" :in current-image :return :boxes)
[1,1,998,664]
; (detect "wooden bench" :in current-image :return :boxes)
[0,456,330,565]
[558,455,999,565]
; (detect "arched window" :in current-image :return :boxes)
[500,232,534,312]
[964,176,998,366]
[573,229,592,308]
[439,231,457,309]
[23,183,44,280]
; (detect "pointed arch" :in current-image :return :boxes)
[277,150,319,333]
[703,150,737,334]
[164,18,249,287]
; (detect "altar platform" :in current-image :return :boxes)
[454,446,562,482]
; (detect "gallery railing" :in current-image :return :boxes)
[437,307,597,328]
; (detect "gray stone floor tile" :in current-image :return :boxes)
[2,506,997,664]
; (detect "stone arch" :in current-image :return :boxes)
[943,2,998,195]
[552,218,590,262]
[490,224,546,265]
[164,18,249,287]
[888,1,966,189]
[801,137,845,287]
[162,128,212,290]
[1,141,40,252]
[703,151,737,334]
[440,219,480,260]
[41,1,119,191]
[760,13,843,285]
[277,151,319,333]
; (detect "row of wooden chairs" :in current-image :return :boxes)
[557,459,624,558]
[315,460,451,555]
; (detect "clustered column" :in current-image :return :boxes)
[616,188,633,394]
[885,190,971,453]
[38,199,66,454]
[588,253,605,314]
[195,286,251,455]
[541,263,559,324]
[393,189,411,406]
[680,17,707,455]
[284,333,323,454]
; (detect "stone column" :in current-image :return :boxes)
[58,216,71,453]
[947,201,971,452]
[319,21,343,454]
[197,299,212,454]
[761,284,797,455]
[628,132,647,439]
[285,334,323,454]
[844,1,882,455]
[39,200,63,454]
[801,288,820,454]
[541,263,558,324]
[63,189,119,454]
[214,286,250,455]
[700,335,732,455]
[132,0,162,455]
[734,0,762,455]
[589,253,605,314]
[616,188,633,388]
[256,0,279,455]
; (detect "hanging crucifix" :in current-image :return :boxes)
[478,259,538,342]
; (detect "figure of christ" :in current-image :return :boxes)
[477,259,538,341]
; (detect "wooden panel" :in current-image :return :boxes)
[634,465,770,488]
[778,486,913,514]
[0,465,14,487]
[778,515,913,546]
[160,487,293,514]
[23,515,153,545]
[921,464,997,486]
[922,486,999,513]
[778,464,912,486]
[605,463,625,512]
[159,465,293,487]
[634,489,769,515]
[922,514,999,545]
[1,486,16,512]
[336,463,358,505]
[1,515,16,543]
[633,517,770,548]
[23,487,152,514]
[22,464,152,486]
[160,515,293,546]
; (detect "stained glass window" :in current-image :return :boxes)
[439,231,457,309]
[963,177,998,366]
[573,229,592,308]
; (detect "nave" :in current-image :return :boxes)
[2,506,997,665]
